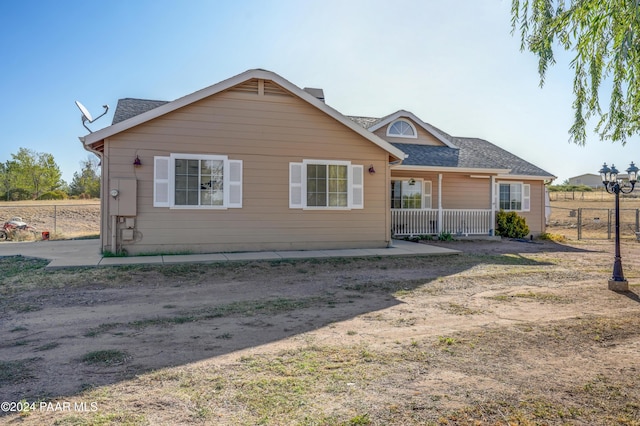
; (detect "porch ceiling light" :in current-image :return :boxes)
[408,178,416,186]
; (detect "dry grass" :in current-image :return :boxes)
[2,238,640,425]
[3,194,640,425]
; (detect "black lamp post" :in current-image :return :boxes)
[599,161,638,291]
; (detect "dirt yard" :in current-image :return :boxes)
[1,237,640,425]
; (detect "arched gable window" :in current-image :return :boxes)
[387,119,417,138]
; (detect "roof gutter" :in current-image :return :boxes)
[392,164,512,175]
[496,173,557,182]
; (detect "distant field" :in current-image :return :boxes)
[0,199,100,240]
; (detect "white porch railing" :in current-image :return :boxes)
[391,209,493,236]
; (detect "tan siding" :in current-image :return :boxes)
[522,180,545,235]
[441,175,492,209]
[104,87,390,254]
[496,179,546,236]
[372,118,446,146]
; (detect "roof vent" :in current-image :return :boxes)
[304,87,325,103]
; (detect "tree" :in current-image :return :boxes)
[69,155,101,198]
[0,161,18,201]
[511,0,640,145]
[8,148,63,199]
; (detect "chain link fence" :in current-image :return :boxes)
[548,205,639,240]
[0,202,100,240]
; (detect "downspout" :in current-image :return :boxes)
[438,173,443,234]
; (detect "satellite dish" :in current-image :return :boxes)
[75,100,109,133]
[75,100,93,122]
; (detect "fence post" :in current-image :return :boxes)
[577,208,582,240]
[53,205,57,234]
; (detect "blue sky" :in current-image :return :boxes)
[1,0,637,184]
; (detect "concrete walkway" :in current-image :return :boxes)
[0,239,460,269]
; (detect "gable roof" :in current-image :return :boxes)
[81,69,406,161]
[358,110,458,148]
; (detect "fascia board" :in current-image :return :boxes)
[368,110,457,148]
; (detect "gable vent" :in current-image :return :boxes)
[230,79,260,94]
[264,80,292,97]
[228,79,292,98]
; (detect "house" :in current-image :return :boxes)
[567,173,603,188]
[80,69,555,255]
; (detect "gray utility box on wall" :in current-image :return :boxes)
[109,178,137,217]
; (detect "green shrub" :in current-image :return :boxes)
[37,190,67,200]
[495,210,530,238]
[437,231,453,241]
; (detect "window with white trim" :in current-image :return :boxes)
[154,154,242,209]
[497,182,530,212]
[289,160,363,209]
[391,179,432,209]
[387,119,417,138]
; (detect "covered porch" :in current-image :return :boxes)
[389,168,502,237]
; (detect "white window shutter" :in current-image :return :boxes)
[154,156,170,207]
[523,184,531,211]
[289,162,303,208]
[423,181,432,209]
[351,165,364,209]
[228,160,243,208]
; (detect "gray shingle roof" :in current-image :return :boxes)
[393,138,553,177]
[112,98,169,124]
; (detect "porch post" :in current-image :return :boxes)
[490,176,496,236]
[438,173,443,234]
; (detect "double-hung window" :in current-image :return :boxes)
[289,160,363,209]
[390,179,432,209]
[154,154,243,209]
[497,182,530,212]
